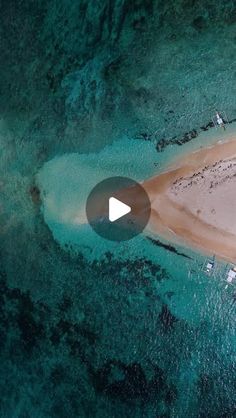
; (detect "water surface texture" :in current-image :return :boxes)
[0,1,236,417]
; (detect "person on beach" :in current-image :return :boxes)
[216,111,226,130]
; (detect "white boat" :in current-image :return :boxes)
[226,267,236,284]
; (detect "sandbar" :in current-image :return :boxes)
[142,135,236,263]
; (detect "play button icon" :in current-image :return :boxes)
[109,197,131,222]
[86,176,151,241]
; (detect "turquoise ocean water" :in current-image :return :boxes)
[0,1,236,417]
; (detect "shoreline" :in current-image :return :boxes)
[142,133,236,263]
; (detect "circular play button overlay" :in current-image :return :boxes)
[86,176,151,241]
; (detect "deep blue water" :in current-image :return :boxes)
[0,1,236,417]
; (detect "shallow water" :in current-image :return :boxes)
[1,1,236,417]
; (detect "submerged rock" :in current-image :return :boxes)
[29,185,41,205]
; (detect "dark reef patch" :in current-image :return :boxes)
[155,129,198,152]
[192,16,206,31]
[90,251,169,293]
[135,116,236,152]
[147,237,192,259]
[17,292,45,352]
[0,239,178,416]
[91,359,177,405]
[159,305,178,332]
[0,269,47,354]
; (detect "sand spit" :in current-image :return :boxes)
[143,138,236,263]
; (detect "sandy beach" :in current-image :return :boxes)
[142,136,236,263]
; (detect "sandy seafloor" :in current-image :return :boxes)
[0,1,236,417]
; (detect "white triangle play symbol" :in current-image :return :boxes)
[109,197,131,222]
